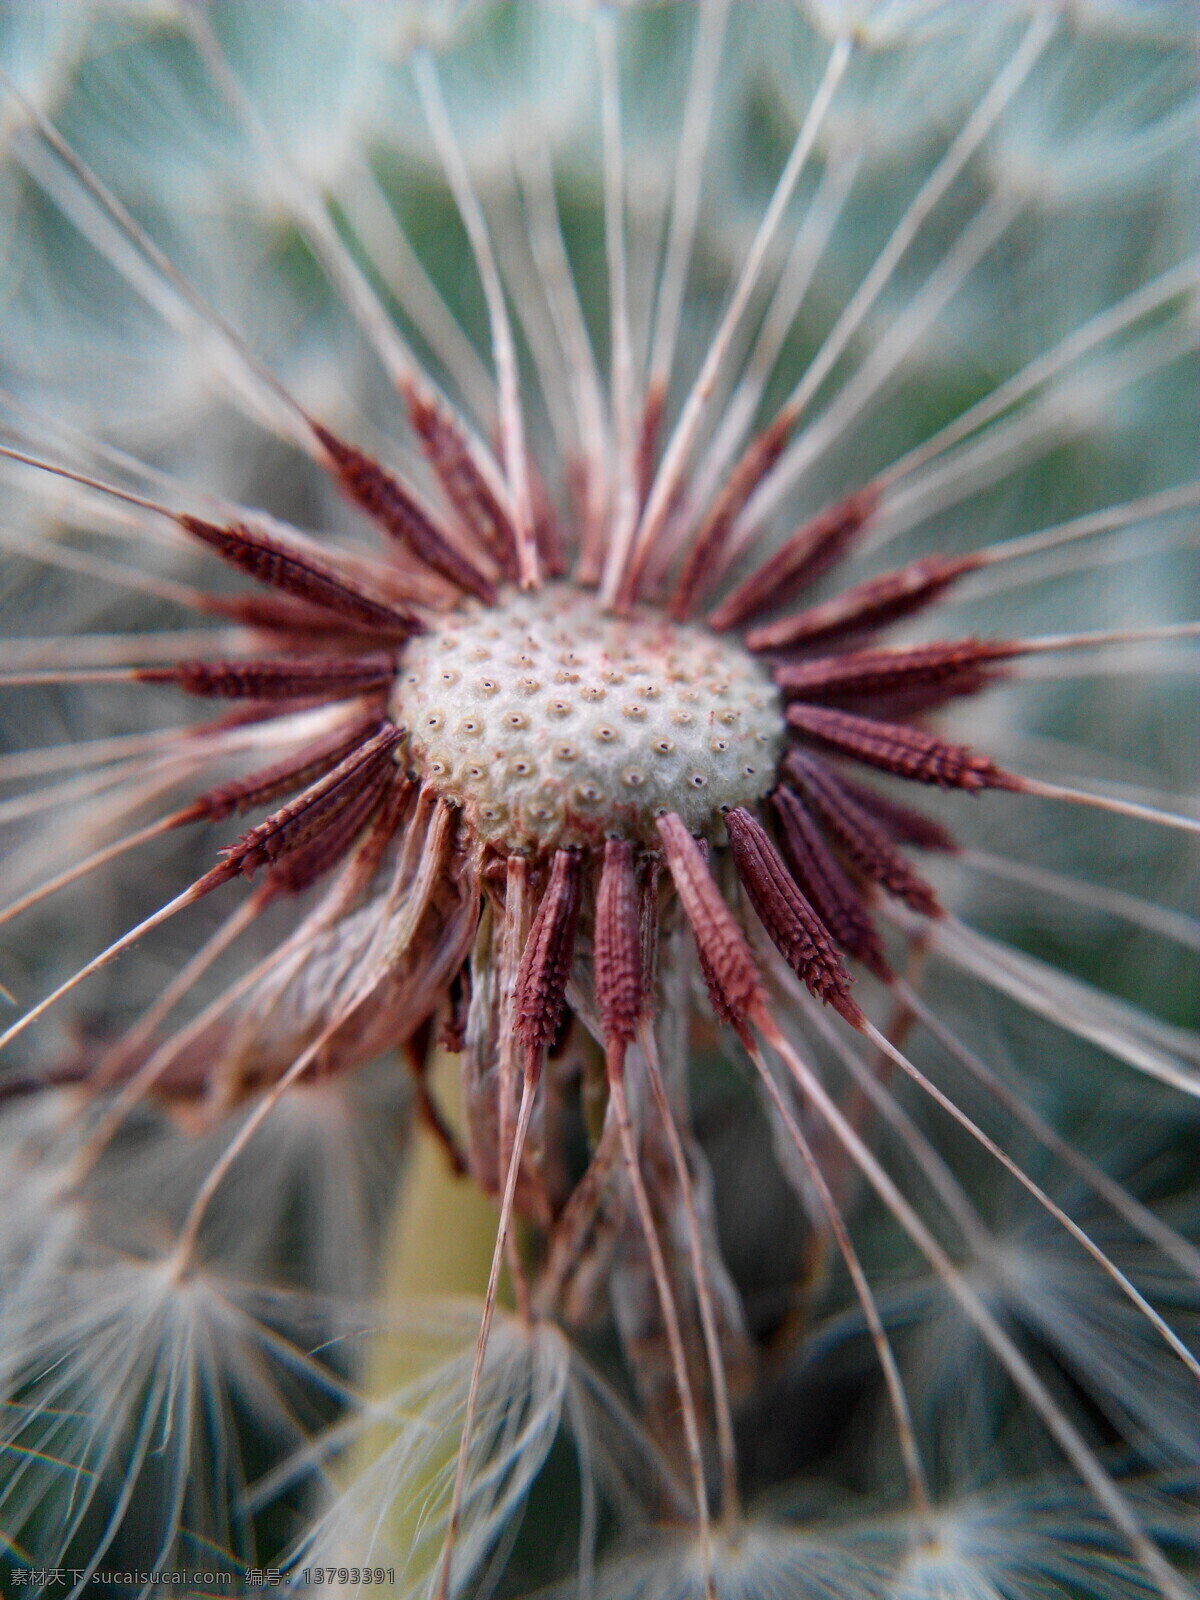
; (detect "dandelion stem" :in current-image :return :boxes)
[919,914,1200,1095]
[65,816,392,1184]
[951,850,1200,953]
[0,725,193,784]
[877,318,1199,545]
[972,482,1200,568]
[790,971,990,1250]
[167,1010,350,1277]
[0,812,187,929]
[0,522,211,612]
[498,855,533,1324]
[1005,776,1200,837]
[683,150,862,531]
[183,8,440,414]
[767,190,1024,516]
[0,441,184,520]
[0,876,224,1056]
[94,888,269,1090]
[345,153,497,421]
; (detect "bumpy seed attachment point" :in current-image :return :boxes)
[394,583,782,851]
[724,807,863,1025]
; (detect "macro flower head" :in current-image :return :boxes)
[0,2,1197,1597]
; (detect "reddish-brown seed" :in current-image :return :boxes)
[178,515,421,635]
[220,723,402,880]
[707,485,879,633]
[832,770,959,853]
[656,813,764,1028]
[689,836,733,1029]
[787,703,1015,792]
[670,413,793,620]
[770,787,891,980]
[404,386,519,579]
[774,638,1018,703]
[275,769,415,898]
[514,849,584,1078]
[265,766,399,895]
[136,654,395,702]
[724,807,862,1025]
[311,422,497,604]
[782,752,946,913]
[186,715,384,824]
[845,668,1002,722]
[743,552,977,652]
[198,591,387,643]
[595,839,643,1050]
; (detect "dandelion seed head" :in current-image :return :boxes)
[0,0,1197,1592]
